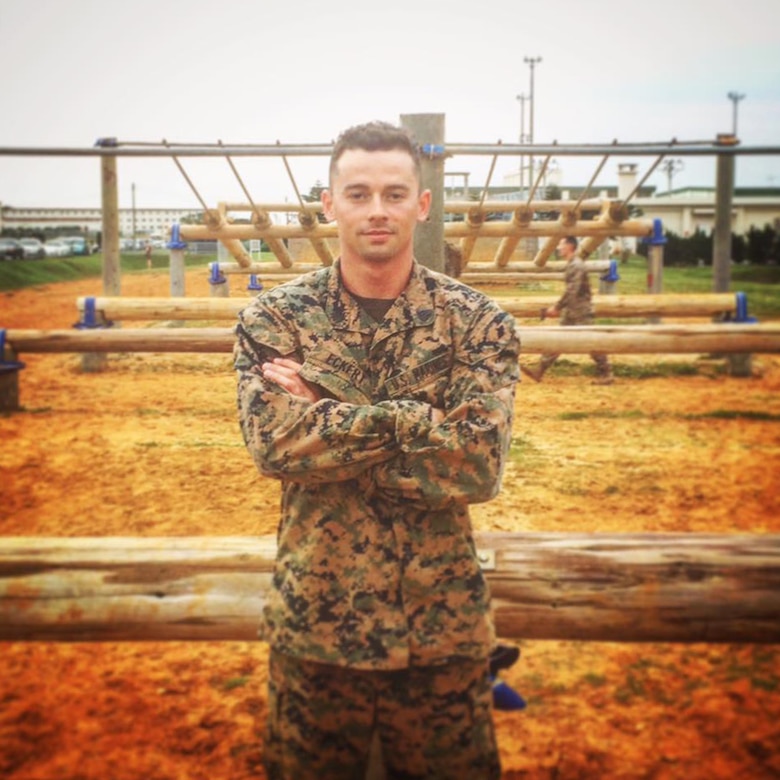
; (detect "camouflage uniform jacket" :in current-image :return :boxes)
[234,260,520,671]
[557,256,594,325]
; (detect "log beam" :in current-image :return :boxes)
[0,533,778,643]
[213,259,611,276]
[177,218,653,243]
[74,293,737,322]
[7,323,779,355]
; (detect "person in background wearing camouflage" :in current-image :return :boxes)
[234,121,520,779]
[521,235,614,385]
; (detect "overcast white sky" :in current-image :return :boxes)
[1,0,778,210]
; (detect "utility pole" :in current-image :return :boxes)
[516,93,527,195]
[131,182,137,245]
[524,56,542,187]
[727,91,746,136]
[662,159,684,192]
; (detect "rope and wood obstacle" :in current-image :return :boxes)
[1,533,778,643]
[178,199,654,270]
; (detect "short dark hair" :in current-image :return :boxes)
[563,236,578,249]
[329,121,421,185]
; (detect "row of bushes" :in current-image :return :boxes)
[638,224,780,266]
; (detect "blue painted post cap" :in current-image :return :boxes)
[167,223,188,250]
[0,329,26,372]
[209,262,227,285]
[600,259,621,283]
[647,218,667,246]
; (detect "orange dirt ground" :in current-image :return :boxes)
[1,269,779,779]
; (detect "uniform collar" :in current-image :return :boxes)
[325,259,437,334]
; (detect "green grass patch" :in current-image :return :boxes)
[540,358,719,381]
[582,673,607,688]
[691,409,780,421]
[507,434,544,465]
[0,252,222,291]
[558,409,644,421]
[557,408,780,423]
[221,676,251,691]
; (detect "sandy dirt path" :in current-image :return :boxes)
[1,269,779,779]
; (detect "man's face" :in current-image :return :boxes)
[557,238,574,259]
[322,148,431,266]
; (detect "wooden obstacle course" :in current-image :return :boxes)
[1,532,778,644]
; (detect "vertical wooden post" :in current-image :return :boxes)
[210,242,231,298]
[400,113,445,273]
[713,133,737,293]
[170,249,186,297]
[83,152,121,372]
[0,342,22,413]
[645,219,665,324]
[712,133,750,376]
[101,153,121,297]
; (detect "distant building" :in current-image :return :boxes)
[3,163,779,242]
[498,163,780,236]
[0,206,199,239]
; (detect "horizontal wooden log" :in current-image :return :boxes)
[178,218,654,242]
[1,533,778,643]
[214,261,612,275]
[6,327,236,353]
[75,294,737,322]
[7,324,779,355]
[217,198,608,215]
[517,324,780,354]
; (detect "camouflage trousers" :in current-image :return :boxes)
[264,649,501,780]
[540,315,611,378]
[539,349,611,377]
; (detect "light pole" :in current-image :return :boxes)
[662,159,684,192]
[727,91,746,136]
[516,93,527,195]
[524,56,542,187]
[131,182,137,246]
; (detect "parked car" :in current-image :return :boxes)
[19,237,46,260]
[0,238,25,260]
[58,236,92,256]
[43,239,72,258]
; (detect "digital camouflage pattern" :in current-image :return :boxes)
[539,255,611,377]
[234,259,520,671]
[264,649,500,779]
[557,255,594,326]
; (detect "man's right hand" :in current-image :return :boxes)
[262,357,320,403]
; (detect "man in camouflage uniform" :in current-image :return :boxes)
[234,121,520,779]
[521,235,614,384]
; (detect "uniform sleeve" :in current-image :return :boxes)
[235,307,437,484]
[368,305,520,509]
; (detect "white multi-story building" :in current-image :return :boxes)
[0,206,199,238]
